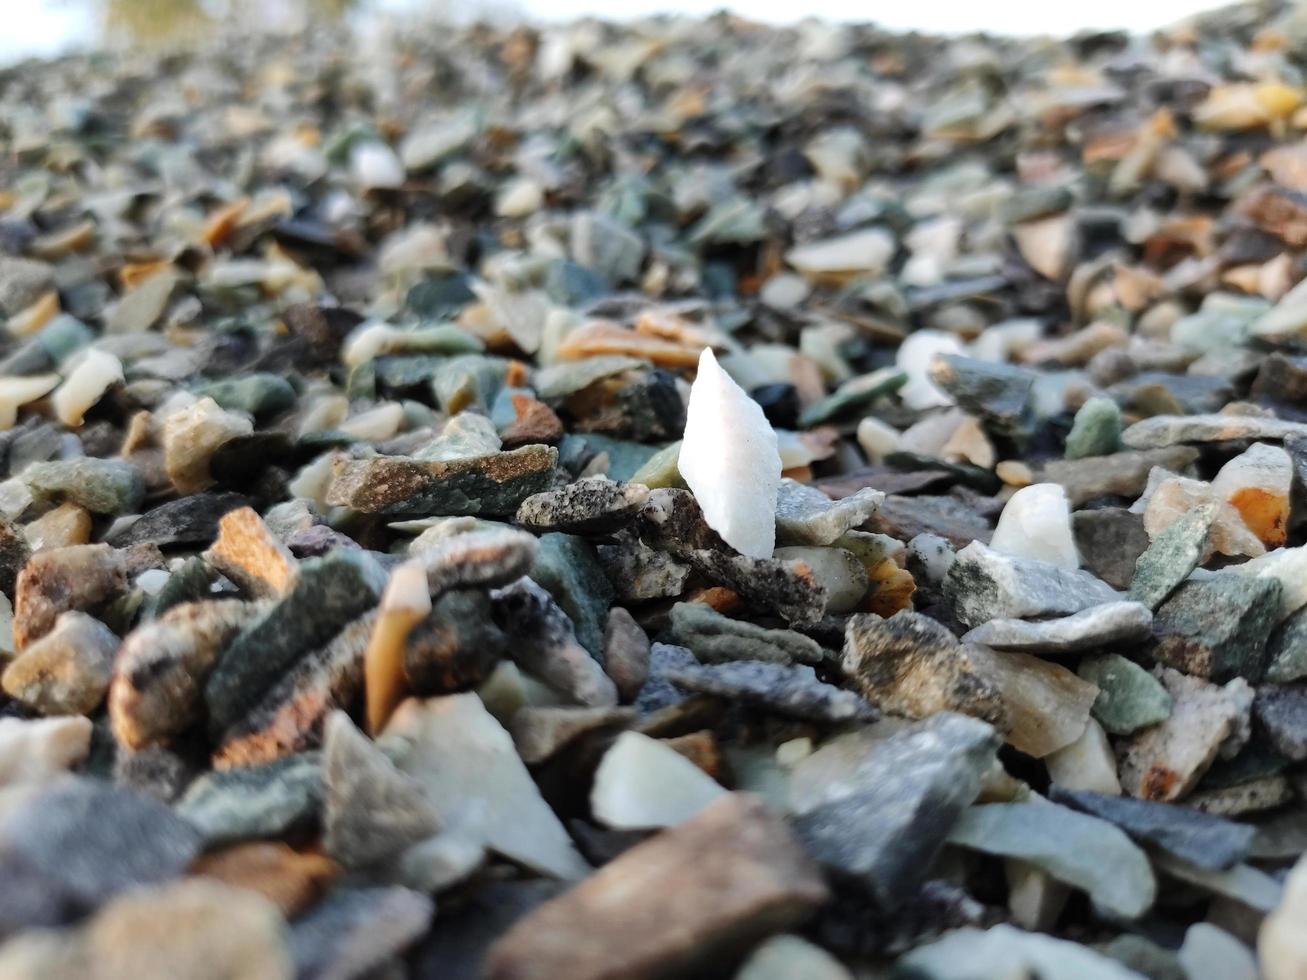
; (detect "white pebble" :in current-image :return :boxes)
[590,731,725,830]
[990,482,1080,569]
[896,330,964,410]
[52,349,123,427]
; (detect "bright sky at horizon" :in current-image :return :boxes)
[1,0,1237,66]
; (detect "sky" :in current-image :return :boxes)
[0,0,1234,65]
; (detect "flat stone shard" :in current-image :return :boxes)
[1123,413,1307,449]
[13,543,154,650]
[668,601,824,665]
[843,611,1007,727]
[900,924,1144,980]
[325,444,558,516]
[515,478,649,534]
[988,483,1079,569]
[1119,667,1254,802]
[943,541,1119,628]
[484,793,828,980]
[23,457,145,515]
[773,478,882,546]
[601,606,650,702]
[973,647,1099,758]
[591,730,726,829]
[1128,502,1217,610]
[962,601,1153,655]
[1212,442,1293,548]
[949,800,1156,919]
[665,660,878,725]
[1051,787,1254,870]
[790,713,999,910]
[382,694,589,879]
[509,705,635,764]
[202,507,299,599]
[678,347,781,559]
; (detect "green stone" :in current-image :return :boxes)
[325,445,558,516]
[194,373,296,419]
[1267,605,1307,683]
[24,457,144,514]
[629,441,684,489]
[1127,503,1216,610]
[565,433,661,482]
[1064,396,1122,460]
[667,601,824,666]
[417,412,502,461]
[530,532,613,657]
[1152,575,1282,681]
[204,550,388,734]
[1078,654,1173,735]
[796,368,907,428]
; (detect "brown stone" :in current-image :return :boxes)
[555,320,703,368]
[13,543,160,650]
[484,793,828,980]
[192,842,339,917]
[500,394,564,447]
[202,507,299,599]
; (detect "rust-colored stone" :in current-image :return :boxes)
[192,842,339,917]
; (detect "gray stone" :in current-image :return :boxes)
[322,711,441,868]
[204,549,388,733]
[791,713,999,909]
[1065,396,1122,459]
[404,589,507,695]
[325,445,558,516]
[1128,502,1217,610]
[635,643,697,715]
[510,705,636,765]
[897,924,1145,980]
[290,886,434,980]
[175,753,323,846]
[110,492,248,550]
[948,800,1156,919]
[1123,413,1307,449]
[0,257,54,316]
[571,211,645,284]
[1253,685,1307,761]
[1040,446,1199,506]
[516,479,649,535]
[530,532,613,657]
[774,479,883,547]
[596,535,691,602]
[867,494,993,549]
[1266,604,1307,682]
[23,458,144,514]
[1073,508,1151,590]
[1097,935,1186,980]
[0,776,202,907]
[492,578,618,707]
[602,607,649,703]
[942,541,1120,628]
[686,547,828,625]
[666,661,877,725]
[929,354,1035,440]
[843,611,1006,727]
[962,601,1152,655]
[1078,654,1173,735]
[1050,786,1253,870]
[668,601,824,665]
[1152,575,1282,680]
[193,373,296,419]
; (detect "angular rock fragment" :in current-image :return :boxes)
[790,713,999,909]
[900,924,1144,980]
[678,348,781,560]
[602,606,649,702]
[14,543,156,649]
[509,705,635,764]
[973,647,1099,758]
[1128,501,1216,610]
[1152,575,1281,680]
[1038,446,1199,506]
[962,601,1152,655]
[516,478,649,534]
[2,610,117,715]
[289,886,433,980]
[484,793,827,980]
[325,444,558,516]
[23,457,144,515]
[665,660,877,725]
[943,541,1119,628]
[843,611,1006,726]
[1078,654,1173,735]
[176,753,323,846]
[686,547,828,625]
[1119,667,1254,802]
[1073,508,1151,590]
[597,534,690,602]
[591,731,725,829]
[668,601,824,665]
[162,397,254,494]
[1253,685,1307,761]
[774,479,882,546]
[201,506,299,599]
[404,589,507,696]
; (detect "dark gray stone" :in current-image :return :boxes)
[175,752,323,845]
[108,493,248,549]
[1253,684,1307,761]
[666,660,877,725]
[290,886,434,980]
[1073,508,1151,591]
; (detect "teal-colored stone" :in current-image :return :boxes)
[194,373,296,419]
[530,532,613,657]
[1127,502,1216,610]
[24,457,144,514]
[797,368,908,428]
[1078,654,1173,735]
[430,354,510,413]
[1065,396,1122,460]
[406,273,476,319]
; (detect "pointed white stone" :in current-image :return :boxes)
[52,349,123,428]
[896,330,964,410]
[990,483,1080,569]
[591,731,725,830]
[0,374,59,430]
[679,348,781,559]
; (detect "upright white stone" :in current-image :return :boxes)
[679,348,781,559]
[990,483,1080,569]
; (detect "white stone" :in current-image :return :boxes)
[350,141,405,189]
[1006,859,1071,931]
[52,349,123,428]
[338,402,405,441]
[341,322,405,367]
[896,330,964,410]
[990,483,1079,569]
[0,374,58,430]
[856,416,901,463]
[735,935,853,980]
[1261,854,1307,980]
[785,228,894,278]
[1181,924,1256,980]
[382,694,589,879]
[759,273,810,309]
[1228,545,1307,621]
[678,348,781,559]
[970,318,1043,363]
[495,177,545,218]
[1045,718,1121,795]
[162,397,253,495]
[0,715,92,787]
[591,731,725,830]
